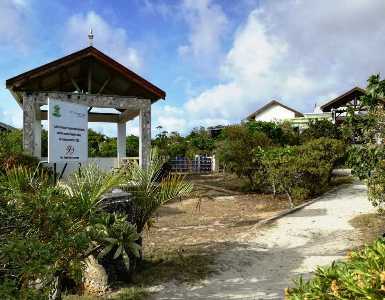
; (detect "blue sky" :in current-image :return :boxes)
[1,0,385,137]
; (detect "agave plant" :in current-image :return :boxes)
[121,151,194,233]
[88,213,141,271]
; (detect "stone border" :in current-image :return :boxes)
[254,185,344,228]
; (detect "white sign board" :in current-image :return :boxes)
[48,99,88,163]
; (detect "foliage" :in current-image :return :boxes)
[343,74,385,212]
[0,165,141,299]
[246,120,299,146]
[262,138,345,206]
[88,213,141,271]
[287,75,385,298]
[88,129,139,157]
[367,161,385,212]
[286,239,385,299]
[0,129,23,155]
[126,135,140,157]
[300,119,341,142]
[347,144,385,180]
[121,152,194,233]
[185,127,215,157]
[152,126,216,159]
[215,124,272,190]
[152,130,188,159]
[0,129,39,173]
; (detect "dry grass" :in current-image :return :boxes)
[350,212,385,245]
[188,173,251,193]
[144,193,289,253]
[133,181,290,287]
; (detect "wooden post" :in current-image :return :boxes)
[139,102,151,169]
[117,122,126,166]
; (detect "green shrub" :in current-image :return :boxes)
[0,154,193,299]
[262,138,345,206]
[0,153,39,173]
[246,120,299,146]
[300,119,341,142]
[0,129,40,173]
[0,129,23,155]
[347,144,385,180]
[215,125,272,190]
[367,160,385,212]
[0,166,139,298]
[287,239,385,299]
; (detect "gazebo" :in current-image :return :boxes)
[6,46,165,168]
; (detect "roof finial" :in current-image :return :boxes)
[88,28,94,46]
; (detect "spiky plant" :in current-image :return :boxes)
[59,164,125,218]
[121,152,194,233]
[0,165,142,298]
[88,213,141,271]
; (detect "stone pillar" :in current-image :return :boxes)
[33,104,42,158]
[139,101,151,169]
[23,95,36,156]
[117,122,126,165]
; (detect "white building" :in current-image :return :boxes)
[245,100,303,122]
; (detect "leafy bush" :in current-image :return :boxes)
[0,165,140,298]
[215,125,272,190]
[185,127,215,158]
[88,129,139,157]
[152,130,188,159]
[300,119,341,142]
[347,144,385,180]
[286,239,385,299]
[246,120,299,146]
[0,129,23,155]
[287,75,385,299]
[343,74,385,212]
[0,129,39,173]
[0,149,193,298]
[262,138,345,206]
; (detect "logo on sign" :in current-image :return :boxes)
[65,145,75,155]
[53,104,61,117]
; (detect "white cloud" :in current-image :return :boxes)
[153,105,187,133]
[0,0,30,53]
[0,106,23,129]
[178,0,228,71]
[142,0,173,18]
[182,0,385,124]
[152,103,230,134]
[63,11,142,71]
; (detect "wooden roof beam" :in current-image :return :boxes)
[40,110,120,123]
[119,109,139,123]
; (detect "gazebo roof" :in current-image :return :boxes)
[6,46,166,104]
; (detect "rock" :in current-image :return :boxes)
[83,255,109,296]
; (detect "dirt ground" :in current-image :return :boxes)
[143,175,290,256]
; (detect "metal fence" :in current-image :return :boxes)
[169,156,214,174]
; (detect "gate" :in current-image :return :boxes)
[169,155,214,174]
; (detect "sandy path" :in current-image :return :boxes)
[151,182,373,300]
